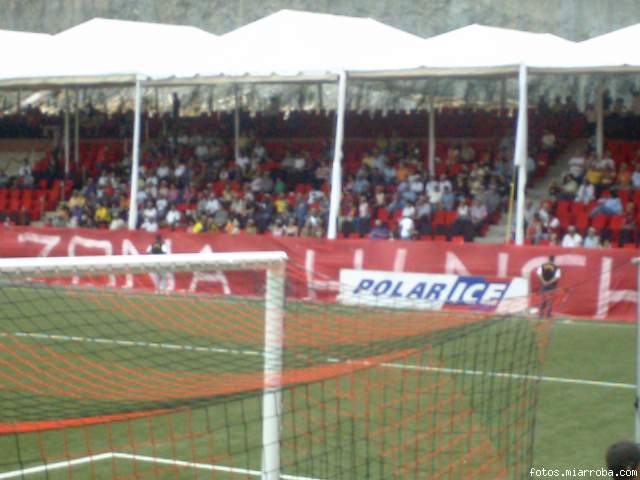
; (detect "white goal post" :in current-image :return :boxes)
[0,251,288,480]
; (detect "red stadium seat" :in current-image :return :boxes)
[590,214,608,231]
[575,213,589,232]
[376,208,389,221]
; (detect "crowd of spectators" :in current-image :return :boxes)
[0,103,582,242]
[43,133,519,241]
[526,140,640,248]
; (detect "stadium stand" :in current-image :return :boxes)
[0,104,582,241]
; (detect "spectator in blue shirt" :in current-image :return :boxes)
[369,220,391,240]
[590,192,623,217]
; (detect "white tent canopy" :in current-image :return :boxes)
[181,9,429,83]
[527,23,640,73]
[0,18,220,88]
[350,24,575,78]
[0,28,50,41]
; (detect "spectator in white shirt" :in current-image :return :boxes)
[409,174,424,194]
[293,154,307,171]
[204,194,220,215]
[575,181,595,204]
[18,159,32,178]
[632,165,640,189]
[438,174,452,193]
[195,144,209,160]
[142,201,158,224]
[561,225,583,248]
[470,199,488,228]
[156,195,169,216]
[174,162,187,179]
[541,130,556,150]
[428,184,443,206]
[568,154,586,180]
[109,212,127,230]
[583,227,601,248]
[457,203,470,219]
[401,201,415,219]
[425,176,439,198]
[251,176,264,193]
[157,162,171,179]
[165,205,181,228]
[598,151,615,171]
[398,215,414,240]
[236,153,250,171]
[97,172,110,188]
[253,143,267,160]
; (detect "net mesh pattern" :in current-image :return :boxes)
[0,259,549,480]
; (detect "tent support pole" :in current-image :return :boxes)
[74,90,80,169]
[596,78,604,160]
[208,86,215,114]
[327,71,347,240]
[234,84,240,161]
[634,257,640,443]
[128,78,143,230]
[154,87,159,114]
[428,98,436,177]
[16,91,21,114]
[500,77,507,112]
[317,83,324,110]
[63,90,70,197]
[514,65,528,246]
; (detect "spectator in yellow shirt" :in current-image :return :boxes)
[274,195,288,215]
[94,204,111,227]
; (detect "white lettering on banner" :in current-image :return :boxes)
[596,257,636,319]
[305,249,317,299]
[393,248,407,272]
[188,245,230,294]
[353,249,364,270]
[304,249,340,300]
[497,252,509,278]
[339,269,528,312]
[445,252,471,276]
[67,236,115,286]
[17,233,61,257]
[121,239,141,288]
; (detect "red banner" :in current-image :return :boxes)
[0,226,637,322]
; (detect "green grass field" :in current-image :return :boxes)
[0,282,635,479]
[533,319,636,474]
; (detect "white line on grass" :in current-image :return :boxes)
[5,331,262,356]
[0,452,323,480]
[558,319,634,328]
[1,331,634,390]
[381,363,635,390]
[0,453,114,479]
[112,452,323,480]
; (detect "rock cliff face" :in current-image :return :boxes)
[0,0,638,41]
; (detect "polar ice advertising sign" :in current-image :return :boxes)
[338,269,529,313]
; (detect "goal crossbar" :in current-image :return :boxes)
[0,251,288,277]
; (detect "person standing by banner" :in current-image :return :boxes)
[536,255,561,318]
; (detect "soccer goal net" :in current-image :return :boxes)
[0,252,548,480]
